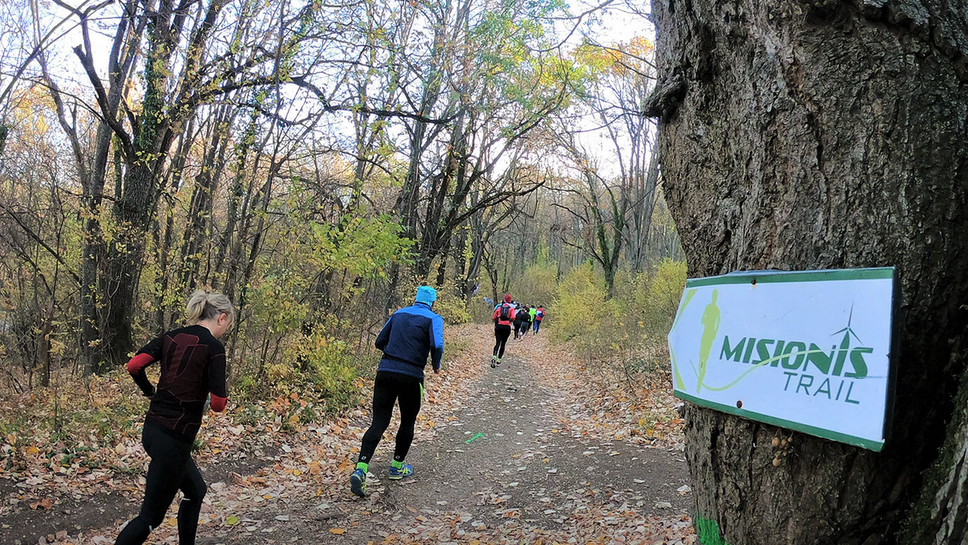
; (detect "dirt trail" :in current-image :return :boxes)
[323,348,693,543]
[6,327,694,544]
[207,333,693,544]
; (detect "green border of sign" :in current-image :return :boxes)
[685,267,894,288]
[675,391,885,451]
[673,266,896,452]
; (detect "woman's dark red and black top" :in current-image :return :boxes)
[128,325,227,441]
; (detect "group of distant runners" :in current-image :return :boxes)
[490,295,545,368]
[114,286,542,544]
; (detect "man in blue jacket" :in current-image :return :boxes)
[350,285,444,497]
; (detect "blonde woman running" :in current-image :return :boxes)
[116,290,234,545]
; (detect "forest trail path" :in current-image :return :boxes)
[313,335,694,544]
[7,325,694,544]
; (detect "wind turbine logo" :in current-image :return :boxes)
[832,304,862,352]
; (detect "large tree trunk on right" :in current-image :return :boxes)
[648,0,968,543]
[910,352,968,545]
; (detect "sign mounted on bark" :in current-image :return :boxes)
[668,268,896,451]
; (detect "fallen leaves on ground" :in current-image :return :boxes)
[515,334,685,449]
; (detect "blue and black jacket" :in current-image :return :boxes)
[375,302,444,380]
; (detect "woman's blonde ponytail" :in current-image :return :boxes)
[185,289,235,324]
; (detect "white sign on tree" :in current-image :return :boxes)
[667,268,897,451]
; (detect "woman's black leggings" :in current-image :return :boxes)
[358,371,423,465]
[493,324,511,358]
[116,422,206,545]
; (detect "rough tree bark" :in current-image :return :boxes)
[648,0,968,543]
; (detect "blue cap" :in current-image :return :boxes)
[415,285,437,305]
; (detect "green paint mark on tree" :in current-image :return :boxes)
[696,517,730,545]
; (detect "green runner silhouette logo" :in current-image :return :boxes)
[697,290,720,393]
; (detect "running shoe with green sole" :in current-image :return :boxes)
[388,463,414,480]
[350,468,366,497]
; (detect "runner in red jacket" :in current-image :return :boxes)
[491,294,516,368]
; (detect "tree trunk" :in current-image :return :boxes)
[152,212,170,333]
[627,150,660,272]
[80,205,103,373]
[212,109,258,289]
[98,161,158,370]
[648,1,968,543]
[435,235,452,288]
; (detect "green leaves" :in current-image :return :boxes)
[310,214,412,279]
